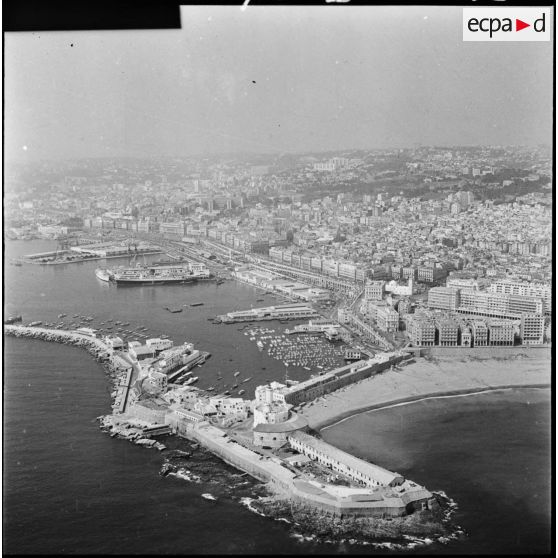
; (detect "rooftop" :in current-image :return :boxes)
[289,431,403,487]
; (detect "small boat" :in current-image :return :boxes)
[238,389,245,396]
[201,493,217,501]
[58,313,66,318]
[190,302,204,307]
[242,377,252,383]
[207,386,215,391]
[28,321,42,326]
[233,371,240,377]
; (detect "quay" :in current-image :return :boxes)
[217,303,319,324]
[23,248,163,265]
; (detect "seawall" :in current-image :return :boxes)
[406,345,551,358]
[176,422,432,518]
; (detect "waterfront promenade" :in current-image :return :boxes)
[299,350,552,430]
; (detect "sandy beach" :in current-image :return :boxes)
[299,350,552,430]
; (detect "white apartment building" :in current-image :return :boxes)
[489,280,551,314]
[520,314,545,345]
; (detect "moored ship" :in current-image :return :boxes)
[95,262,211,285]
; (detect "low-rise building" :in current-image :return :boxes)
[460,325,472,347]
[288,431,404,488]
[146,338,174,353]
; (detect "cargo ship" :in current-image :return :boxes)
[95,263,211,285]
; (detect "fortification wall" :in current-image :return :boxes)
[180,422,427,518]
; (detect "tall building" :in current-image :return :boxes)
[435,318,459,346]
[489,280,551,314]
[428,287,460,311]
[470,320,488,346]
[408,316,436,346]
[520,314,545,345]
[365,280,385,301]
[458,291,543,319]
[487,320,515,346]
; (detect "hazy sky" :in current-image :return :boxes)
[5,5,554,162]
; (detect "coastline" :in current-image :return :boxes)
[298,351,551,431]
[316,383,550,432]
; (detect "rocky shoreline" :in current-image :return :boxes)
[97,415,167,450]
[241,488,464,548]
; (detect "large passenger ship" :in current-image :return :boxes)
[95,262,211,285]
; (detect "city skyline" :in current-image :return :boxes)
[5,5,554,163]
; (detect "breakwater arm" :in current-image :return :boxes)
[3,325,130,375]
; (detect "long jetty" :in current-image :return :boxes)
[3,325,128,374]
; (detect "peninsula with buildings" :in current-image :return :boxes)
[5,144,552,543]
[5,321,452,542]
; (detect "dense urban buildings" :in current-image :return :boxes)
[5,144,551,353]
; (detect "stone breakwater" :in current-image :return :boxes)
[4,324,129,397]
[4,324,110,360]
